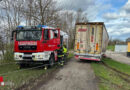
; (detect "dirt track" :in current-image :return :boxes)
[106,51,130,65]
[39,58,98,90]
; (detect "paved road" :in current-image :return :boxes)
[106,51,130,65]
[39,58,98,90]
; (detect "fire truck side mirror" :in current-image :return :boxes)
[11,37,13,41]
[11,31,15,41]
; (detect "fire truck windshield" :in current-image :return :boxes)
[16,30,42,41]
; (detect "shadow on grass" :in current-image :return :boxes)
[18,63,58,70]
[77,59,102,64]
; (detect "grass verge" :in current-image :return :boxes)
[0,52,74,90]
[107,45,115,51]
[91,58,130,90]
[103,58,130,75]
[0,65,48,90]
[68,53,74,59]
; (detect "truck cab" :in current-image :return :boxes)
[12,25,62,66]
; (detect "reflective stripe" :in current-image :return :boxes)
[63,47,67,53]
[58,55,64,57]
[57,46,67,57]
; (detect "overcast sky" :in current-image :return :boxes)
[56,0,130,41]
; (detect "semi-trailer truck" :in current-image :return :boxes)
[74,22,109,61]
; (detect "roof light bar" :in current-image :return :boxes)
[16,25,55,30]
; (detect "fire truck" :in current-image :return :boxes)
[12,25,68,68]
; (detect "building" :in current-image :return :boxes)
[115,44,127,52]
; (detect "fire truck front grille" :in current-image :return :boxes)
[19,45,37,50]
[23,57,32,60]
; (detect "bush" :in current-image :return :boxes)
[3,43,14,62]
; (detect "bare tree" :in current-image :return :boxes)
[57,9,88,49]
[0,0,88,51]
[0,29,5,58]
[76,8,88,23]
[21,0,60,26]
[0,0,24,43]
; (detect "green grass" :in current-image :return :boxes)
[103,58,130,75]
[0,64,49,90]
[107,45,115,51]
[68,53,74,59]
[91,58,130,90]
[0,49,15,64]
[0,52,73,90]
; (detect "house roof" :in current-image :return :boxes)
[126,38,130,42]
[76,22,104,25]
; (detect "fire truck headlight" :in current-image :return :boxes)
[45,55,48,58]
[15,55,19,58]
[38,55,44,58]
[38,55,40,58]
[44,52,50,58]
[44,52,49,55]
[33,53,44,59]
[14,53,23,60]
[44,52,51,56]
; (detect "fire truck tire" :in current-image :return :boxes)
[49,54,55,67]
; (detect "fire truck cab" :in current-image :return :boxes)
[12,25,65,67]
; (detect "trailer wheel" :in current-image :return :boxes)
[49,54,55,67]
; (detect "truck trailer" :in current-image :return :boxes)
[12,25,68,68]
[74,22,109,61]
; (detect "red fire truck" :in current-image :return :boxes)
[12,25,68,68]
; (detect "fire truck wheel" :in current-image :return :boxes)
[49,54,55,67]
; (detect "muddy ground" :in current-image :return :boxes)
[36,58,99,90]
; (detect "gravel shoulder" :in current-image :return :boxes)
[39,58,98,90]
[106,51,130,65]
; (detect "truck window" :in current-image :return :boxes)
[50,30,54,39]
[16,30,42,41]
[54,30,58,38]
[44,30,49,40]
[60,36,63,46]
